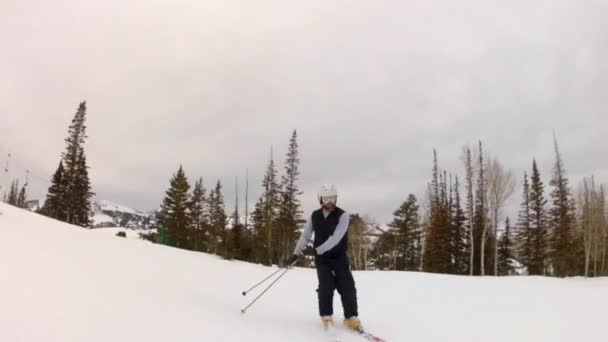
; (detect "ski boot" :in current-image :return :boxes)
[344,316,363,332]
[321,316,334,330]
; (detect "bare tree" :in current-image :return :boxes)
[348,214,373,270]
[486,157,516,276]
[577,177,607,277]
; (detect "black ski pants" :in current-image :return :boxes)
[315,254,358,318]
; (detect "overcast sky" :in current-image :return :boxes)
[1,0,606,225]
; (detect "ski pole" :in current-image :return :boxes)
[241,267,285,296]
[240,267,290,314]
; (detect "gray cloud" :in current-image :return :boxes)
[1,0,606,224]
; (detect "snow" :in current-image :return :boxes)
[90,212,115,226]
[1,201,607,342]
[90,227,148,239]
[97,199,145,216]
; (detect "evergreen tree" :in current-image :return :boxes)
[548,138,577,276]
[387,194,422,271]
[71,149,93,226]
[251,150,281,264]
[230,213,244,261]
[43,101,93,226]
[17,183,27,208]
[41,162,67,219]
[188,177,208,251]
[159,166,191,248]
[61,102,93,226]
[225,181,242,260]
[462,147,476,275]
[424,150,452,273]
[516,172,533,272]
[498,217,515,275]
[424,150,442,273]
[208,181,228,256]
[4,179,19,206]
[251,198,267,262]
[451,176,469,274]
[529,160,549,275]
[371,229,397,270]
[276,131,303,265]
[473,141,488,275]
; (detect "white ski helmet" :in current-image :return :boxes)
[318,184,338,204]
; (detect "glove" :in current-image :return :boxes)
[286,254,299,265]
[302,245,317,256]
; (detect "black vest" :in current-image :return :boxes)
[312,207,348,258]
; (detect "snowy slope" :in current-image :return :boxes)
[90,211,115,226]
[1,202,607,342]
[90,227,150,239]
[90,200,154,228]
[97,200,144,216]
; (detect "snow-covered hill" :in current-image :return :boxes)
[90,200,156,229]
[0,202,606,342]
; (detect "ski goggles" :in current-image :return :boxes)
[320,196,337,205]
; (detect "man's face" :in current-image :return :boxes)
[321,196,337,210]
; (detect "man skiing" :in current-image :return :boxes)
[286,184,362,332]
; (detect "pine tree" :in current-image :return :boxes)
[230,212,245,261]
[188,177,208,251]
[371,228,397,270]
[516,172,533,272]
[473,141,487,275]
[225,179,242,260]
[44,101,94,227]
[451,176,469,274]
[388,194,422,271]
[71,149,93,226]
[498,217,515,275]
[17,183,27,208]
[423,150,442,273]
[159,166,191,249]
[251,199,267,262]
[4,179,19,206]
[251,150,281,264]
[276,131,303,265]
[548,137,577,277]
[529,160,549,275]
[42,162,67,219]
[62,102,93,226]
[424,150,452,273]
[208,181,228,256]
[463,146,475,275]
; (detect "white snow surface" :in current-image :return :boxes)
[90,212,115,226]
[1,202,607,342]
[97,199,145,216]
[90,227,147,239]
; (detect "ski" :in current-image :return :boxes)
[352,328,386,342]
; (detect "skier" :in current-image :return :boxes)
[286,184,362,332]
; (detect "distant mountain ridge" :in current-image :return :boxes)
[91,200,157,229]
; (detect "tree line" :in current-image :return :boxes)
[147,130,304,266]
[372,139,607,277]
[8,101,606,277]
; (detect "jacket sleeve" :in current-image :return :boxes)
[315,211,350,255]
[292,215,313,255]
